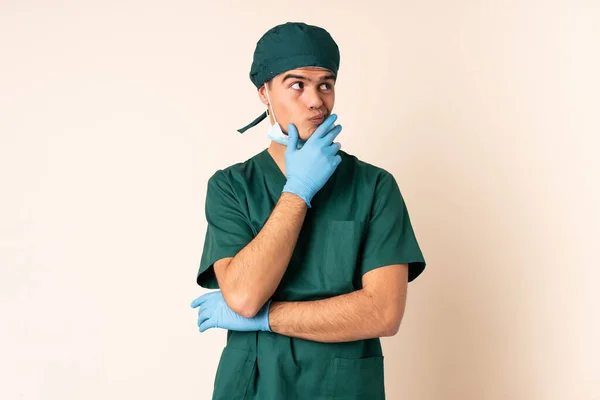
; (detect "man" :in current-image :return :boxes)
[191,22,426,400]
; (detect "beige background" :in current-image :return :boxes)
[1,1,599,399]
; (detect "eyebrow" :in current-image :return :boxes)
[281,73,337,83]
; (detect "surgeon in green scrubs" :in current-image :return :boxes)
[191,22,426,400]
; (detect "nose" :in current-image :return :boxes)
[305,87,324,110]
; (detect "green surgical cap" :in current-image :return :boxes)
[238,22,340,133]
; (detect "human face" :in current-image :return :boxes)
[259,67,336,140]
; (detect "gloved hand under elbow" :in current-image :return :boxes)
[191,290,272,333]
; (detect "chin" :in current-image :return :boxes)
[300,126,318,140]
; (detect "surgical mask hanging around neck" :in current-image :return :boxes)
[264,85,306,149]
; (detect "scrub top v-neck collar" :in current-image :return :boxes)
[257,148,287,187]
[255,147,345,210]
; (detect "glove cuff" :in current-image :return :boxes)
[282,179,313,208]
[262,300,273,332]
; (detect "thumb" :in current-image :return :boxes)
[286,123,299,151]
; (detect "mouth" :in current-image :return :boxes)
[309,114,325,123]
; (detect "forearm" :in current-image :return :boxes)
[267,288,395,343]
[219,192,307,317]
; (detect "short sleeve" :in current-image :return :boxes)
[359,172,426,282]
[196,170,255,288]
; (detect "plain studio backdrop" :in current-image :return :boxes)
[1,1,598,399]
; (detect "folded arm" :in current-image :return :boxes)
[268,264,409,342]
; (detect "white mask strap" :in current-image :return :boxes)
[264,84,278,125]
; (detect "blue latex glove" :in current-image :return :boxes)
[282,114,343,207]
[190,291,272,333]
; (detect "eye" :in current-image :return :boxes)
[320,83,332,91]
[291,82,304,90]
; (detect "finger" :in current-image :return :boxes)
[326,123,338,133]
[286,123,298,151]
[197,306,211,326]
[332,154,342,167]
[324,141,342,156]
[190,290,221,308]
[198,311,210,325]
[190,294,209,308]
[322,124,342,145]
[199,318,214,332]
[198,307,210,321]
[311,114,338,139]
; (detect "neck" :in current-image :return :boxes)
[267,141,287,176]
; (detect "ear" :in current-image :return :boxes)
[258,85,269,106]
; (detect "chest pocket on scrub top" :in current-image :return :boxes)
[324,220,366,285]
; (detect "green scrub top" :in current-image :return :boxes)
[197,149,426,400]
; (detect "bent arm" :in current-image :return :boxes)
[215,192,307,318]
[268,264,409,342]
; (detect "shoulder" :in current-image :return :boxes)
[206,151,263,190]
[338,150,397,187]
